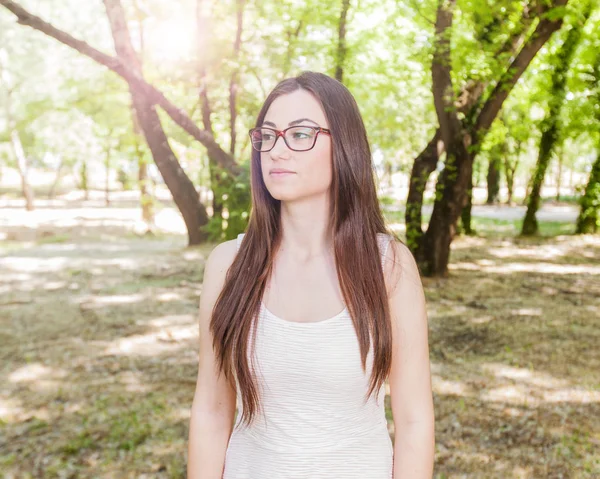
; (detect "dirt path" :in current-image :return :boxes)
[1,198,599,478]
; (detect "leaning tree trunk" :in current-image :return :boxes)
[130,3,155,232]
[504,140,521,205]
[405,130,441,262]
[103,0,208,245]
[522,123,558,235]
[576,48,600,234]
[0,0,243,245]
[576,148,600,234]
[522,3,590,235]
[196,0,229,233]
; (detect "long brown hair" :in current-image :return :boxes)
[210,71,399,427]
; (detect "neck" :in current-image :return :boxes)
[278,194,334,263]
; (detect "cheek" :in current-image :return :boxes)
[307,143,333,182]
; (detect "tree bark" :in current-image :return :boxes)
[522,124,557,235]
[504,140,521,205]
[129,7,155,232]
[522,2,589,235]
[335,0,351,83]
[555,146,563,201]
[229,0,245,157]
[405,130,441,261]
[419,0,473,276]
[576,150,600,234]
[104,140,111,206]
[460,173,474,235]
[195,0,227,231]
[576,46,600,234]
[103,0,208,244]
[282,18,305,79]
[486,156,501,204]
[9,129,34,211]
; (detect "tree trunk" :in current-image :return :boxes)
[419,0,473,276]
[522,124,557,235]
[335,0,351,83]
[103,0,208,245]
[48,156,64,199]
[10,130,34,211]
[228,0,245,157]
[522,3,589,235]
[576,150,600,234]
[196,0,225,232]
[460,172,474,235]
[138,158,154,230]
[80,161,89,201]
[104,141,111,207]
[504,140,521,205]
[556,146,563,201]
[405,130,441,261]
[486,156,501,204]
[422,149,473,276]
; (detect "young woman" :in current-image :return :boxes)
[188,71,434,478]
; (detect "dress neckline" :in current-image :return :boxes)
[260,301,348,326]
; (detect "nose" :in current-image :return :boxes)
[268,132,291,158]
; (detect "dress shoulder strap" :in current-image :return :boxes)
[377,232,393,270]
[236,233,245,252]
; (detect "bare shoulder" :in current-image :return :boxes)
[200,238,239,307]
[205,238,239,277]
[381,237,423,298]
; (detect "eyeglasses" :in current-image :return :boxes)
[248,125,331,152]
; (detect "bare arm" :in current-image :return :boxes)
[187,240,238,479]
[384,240,435,478]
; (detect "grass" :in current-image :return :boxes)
[383,208,576,238]
[1,210,599,478]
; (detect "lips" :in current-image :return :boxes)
[269,169,295,174]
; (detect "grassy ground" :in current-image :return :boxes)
[1,202,599,478]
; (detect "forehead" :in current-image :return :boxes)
[263,89,329,128]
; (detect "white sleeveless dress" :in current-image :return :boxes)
[222,232,394,479]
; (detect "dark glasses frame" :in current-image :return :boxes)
[248,125,332,152]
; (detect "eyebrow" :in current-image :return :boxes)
[262,118,320,128]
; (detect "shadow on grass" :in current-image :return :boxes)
[1,219,599,477]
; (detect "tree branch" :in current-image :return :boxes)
[431,0,461,146]
[474,0,569,135]
[0,0,241,176]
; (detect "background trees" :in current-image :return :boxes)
[1,0,598,273]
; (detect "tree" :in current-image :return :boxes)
[406,0,570,275]
[576,31,600,233]
[522,0,592,235]
[0,0,242,245]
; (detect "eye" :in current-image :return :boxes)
[290,127,315,139]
